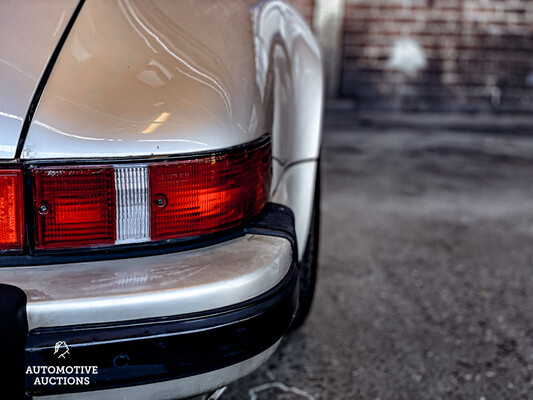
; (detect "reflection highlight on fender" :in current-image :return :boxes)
[119,0,233,120]
[142,112,170,134]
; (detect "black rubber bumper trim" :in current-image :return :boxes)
[25,262,298,396]
[245,203,298,264]
[0,284,28,399]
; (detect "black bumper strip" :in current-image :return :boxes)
[245,202,298,264]
[0,284,28,399]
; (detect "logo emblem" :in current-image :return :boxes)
[54,341,70,359]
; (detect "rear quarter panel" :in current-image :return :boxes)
[22,0,323,256]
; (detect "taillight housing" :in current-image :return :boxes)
[0,169,24,250]
[32,167,116,249]
[25,136,271,252]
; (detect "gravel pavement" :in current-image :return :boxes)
[224,111,533,400]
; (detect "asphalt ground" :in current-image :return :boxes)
[223,111,533,400]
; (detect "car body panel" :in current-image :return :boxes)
[0,0,79,159]
[22,0,266,159]
[272,160,318,258]
[21,0,322,164]
[252,1,323,258]
[252,0,323,166]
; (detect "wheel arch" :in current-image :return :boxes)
[254,0,324,258]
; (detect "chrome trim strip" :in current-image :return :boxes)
[0,235,291,330]
[34,340,280,400]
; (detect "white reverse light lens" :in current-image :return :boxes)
[115,165,150,244]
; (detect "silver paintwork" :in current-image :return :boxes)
[0,235,292,330]
[22,0,265,159]
[20,0,323,164]
[272,160,319,259]
[0,0,78,159]
[33,340,280,400]
[252,1,323,256]
[252,1,323,166]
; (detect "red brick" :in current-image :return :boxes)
[340,0,533,112]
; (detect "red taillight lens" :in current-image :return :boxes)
[0,169,24,250]
[22,137,270,252]
[150,143,271,240]
[33,167,115,249]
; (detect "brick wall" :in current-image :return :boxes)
[341,0,533,113]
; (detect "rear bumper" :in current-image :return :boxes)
[0,204,298,399]
[2,234,293,330]
[27,261,297,397]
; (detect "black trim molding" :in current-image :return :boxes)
[0,284,28,399]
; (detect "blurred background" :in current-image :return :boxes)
[291,0,533,113]
[225,1,533,399]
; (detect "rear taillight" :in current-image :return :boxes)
[0,169,24,250]
[33,167,116,249]
[27,137,271,251]
[150,143,271,240]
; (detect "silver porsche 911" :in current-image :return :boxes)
[0,0,323,398]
